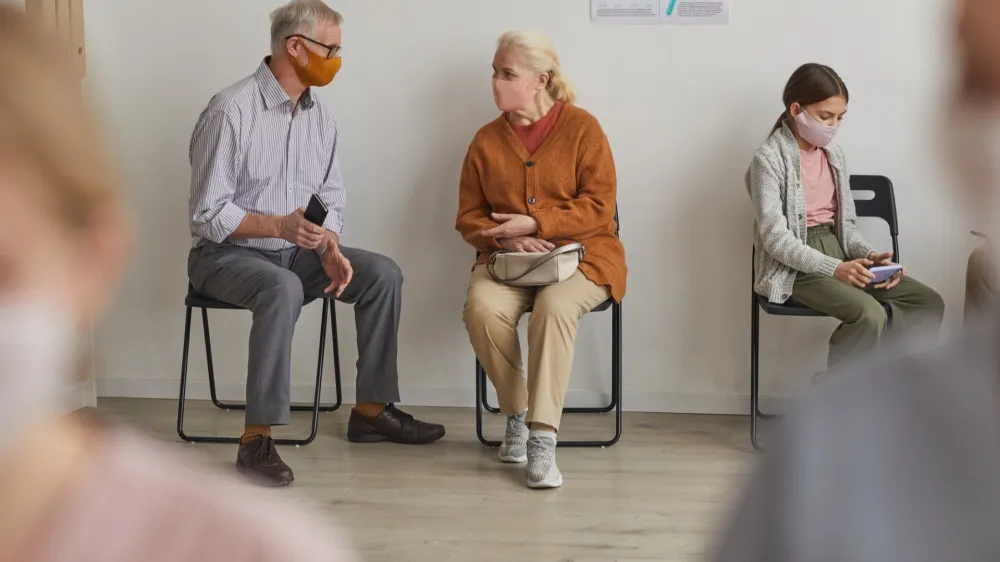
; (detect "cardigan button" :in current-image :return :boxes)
[528,197,536,205]
[526,161,535,167]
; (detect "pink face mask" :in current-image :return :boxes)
[492,77,537,112]
[794,107,840,148]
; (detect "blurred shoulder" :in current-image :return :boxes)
[89,429,358,561]
[782,328,999,454]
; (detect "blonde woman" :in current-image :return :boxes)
[0,8,354,561]
[456,30,626,489]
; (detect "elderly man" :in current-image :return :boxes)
[188,0,444,486]
[712,1,1000,560]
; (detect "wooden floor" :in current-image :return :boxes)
[98,399,758,562]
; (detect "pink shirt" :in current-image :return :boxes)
[19,427,358,562]
[800,148,837,227]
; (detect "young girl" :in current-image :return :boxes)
[748,63,944,369]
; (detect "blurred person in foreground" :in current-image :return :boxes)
[0,7,355,561]
[712,1,1000,560]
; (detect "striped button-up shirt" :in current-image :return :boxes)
[189,58,345,251]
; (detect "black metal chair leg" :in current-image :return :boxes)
[202,303,341,413]
[329,299,343,409]
[177,300,340,446]
[476,358,491,446]
[751,294,763,451]
[478,358,501,414]
[177,307,195,442]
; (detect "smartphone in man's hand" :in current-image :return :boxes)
[304,194,328,227]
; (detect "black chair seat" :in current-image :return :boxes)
[523,297,614,315]
[184,287,243,310]
[756,293,891,318]
[591,298,613,313]
[756,294,824,317]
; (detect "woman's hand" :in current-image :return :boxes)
[501,237,555,253]
[481,213,539,238]
[867,250,906,290]
[834,258,875,288]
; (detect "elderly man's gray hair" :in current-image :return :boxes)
[270,1,343,54]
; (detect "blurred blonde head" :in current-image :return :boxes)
[0,6,128,321]
[495,30,576,105]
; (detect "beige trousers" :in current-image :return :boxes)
[463,266,611,430]
[966,244,998,327]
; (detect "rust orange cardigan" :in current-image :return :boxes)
[455,104,627,302]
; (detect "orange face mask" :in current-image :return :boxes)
[292,47,341,88]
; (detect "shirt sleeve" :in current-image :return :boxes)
[189,109,247,243]
[319,119,346,236]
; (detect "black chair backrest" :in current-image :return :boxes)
[613,205,620,237]
[849,174,899,259]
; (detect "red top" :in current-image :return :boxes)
[509,102,565,156]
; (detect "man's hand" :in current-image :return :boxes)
[278,208,326,249]
[501,236,555,253]
[867,251,906,290]
[321,238,353,297]
[481,213,540,239]
[834,258,876,288]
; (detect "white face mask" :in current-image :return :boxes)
[0,299,76,457]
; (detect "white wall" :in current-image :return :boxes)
[84,0,970,414]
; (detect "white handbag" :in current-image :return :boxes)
[486,242,585,286]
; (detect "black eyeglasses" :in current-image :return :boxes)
[286,34,341,59]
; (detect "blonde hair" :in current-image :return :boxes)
[496,30,577,104]
[0,7,120,231]
[270,0,343,54]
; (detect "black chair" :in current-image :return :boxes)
[476,209,623,448]
[177,286,343,446]
[750,175,899,451]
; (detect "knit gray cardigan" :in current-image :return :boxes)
[747,122,874,303]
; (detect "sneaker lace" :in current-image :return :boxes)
[506,415,526,437]
[528,435,555,465]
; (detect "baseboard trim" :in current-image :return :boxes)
[97,378,786,416]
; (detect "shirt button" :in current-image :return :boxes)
[529,197,536,205]
[526,161,535,167]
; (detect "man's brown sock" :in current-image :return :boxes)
[240,425,271,445]
[353,403,386,418]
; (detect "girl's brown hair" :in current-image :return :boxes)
[0,6,121,231]
[771,63,849,135]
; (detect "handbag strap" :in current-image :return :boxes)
[487,243,585,283]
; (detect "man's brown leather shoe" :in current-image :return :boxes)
[236,436,294,486]
[347,405,446,444]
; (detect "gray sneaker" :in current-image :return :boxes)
[526,432,562,489]
[499,411,528,463]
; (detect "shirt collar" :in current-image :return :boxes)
[256,57,315,110]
